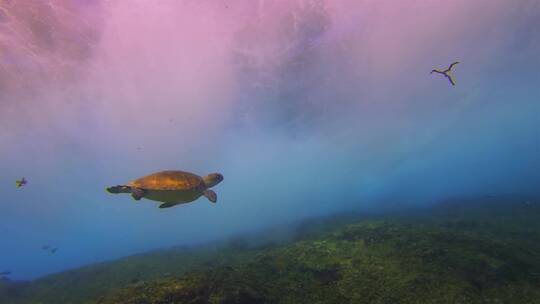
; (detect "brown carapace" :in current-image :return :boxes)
[106,170,223,208]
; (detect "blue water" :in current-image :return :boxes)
[0,0,539,282]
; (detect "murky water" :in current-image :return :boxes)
[1,1,539,303]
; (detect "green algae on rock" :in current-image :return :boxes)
[3,198,540,304]
[96,201,540,304]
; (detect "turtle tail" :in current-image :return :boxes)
[106,185,131,194]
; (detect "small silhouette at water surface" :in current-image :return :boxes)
[431,61,459,86]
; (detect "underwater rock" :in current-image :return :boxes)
[3,199,540,303]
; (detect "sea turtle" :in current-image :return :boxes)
[106,170,224,208]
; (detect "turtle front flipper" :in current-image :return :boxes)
[106,185,131,194]
[131,188,145,200]
[203,190,217,203]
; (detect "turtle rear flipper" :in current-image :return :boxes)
[159,202,177,208]
[203,190,217,203]
[131,188,145,200]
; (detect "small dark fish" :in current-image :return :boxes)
[42,245,50,250]
[0,271,11,276]
[15,177,27,188]
[51,248,58,254]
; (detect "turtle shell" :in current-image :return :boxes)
[127,170,203,191]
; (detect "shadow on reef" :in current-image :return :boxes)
[2,196,540,304]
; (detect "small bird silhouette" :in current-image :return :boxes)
[431,61,459,86]
[15,177,27,188]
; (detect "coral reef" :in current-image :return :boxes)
[2,197,540,303]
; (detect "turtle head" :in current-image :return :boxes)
[203,173,223,188]
[106,185,131,194]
